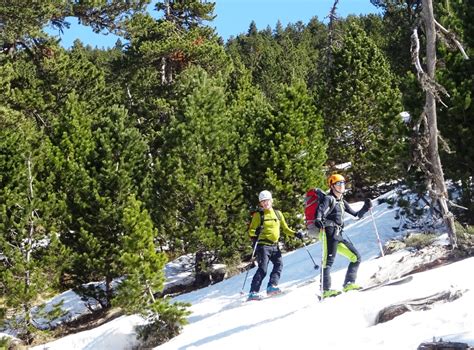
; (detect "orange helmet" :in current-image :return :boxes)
[328,174,345,187]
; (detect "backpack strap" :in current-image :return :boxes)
[256,209,264,236]
[274,210,284,239]
[257,209,282,237]
[328,196,337,214]
[274,209,282,222]
[320,192,337,219]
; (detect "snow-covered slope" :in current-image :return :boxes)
[159,257,473,350]
[28,191,474,349]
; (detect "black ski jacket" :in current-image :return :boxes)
[316,190,362,227]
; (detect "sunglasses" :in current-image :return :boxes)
[334,181,346,186]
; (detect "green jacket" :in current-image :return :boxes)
[248,208,295,245]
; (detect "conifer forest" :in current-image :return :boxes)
[0,0,473,346]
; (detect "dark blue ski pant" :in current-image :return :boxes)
[250,244,282,293]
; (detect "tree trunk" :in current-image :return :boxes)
[421,0,457,247]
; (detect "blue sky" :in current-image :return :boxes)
[48,0,381,49]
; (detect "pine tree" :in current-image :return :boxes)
[113,195,190,348]
[157,0,216,30]
[227,20,319,103]
[248,82,327,224]
[114,195,167,312]
[56,96,151,306]
[318,20,407,192]
[0,113,68,343]
[0,47,75,343]
[155,67,246,283]
[0,0,149,56]
[227,60,327,229]
[116,0,232,189]
[226,59,272,203]
[123,0,228,87]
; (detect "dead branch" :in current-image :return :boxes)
[448,201,468,211]
[411,27,425,77]
[328,0,340,22]
[434,19,469,60]
[438,134,453,154]
[375,289,464,324]
[411,27,450,103]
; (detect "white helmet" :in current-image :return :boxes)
[258,190,272,202]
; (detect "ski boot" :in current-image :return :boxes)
[322,289,341,298]
[266,285,282,296]
[343,283,362,292]
[247,292,262,301]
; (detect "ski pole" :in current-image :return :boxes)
[240,237,259,295]
[369,208,385,257]
[301,240,319,270]
[319,228,325,301]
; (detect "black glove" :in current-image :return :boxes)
[314,219,324,229]
[364,198,372,209]
[251,237,258,247]
[357,198,372,218]
[295,230,305,240]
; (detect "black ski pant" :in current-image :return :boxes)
[250,244,282,293]
[321,226,361,291]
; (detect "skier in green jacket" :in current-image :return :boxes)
[247,190,304,301]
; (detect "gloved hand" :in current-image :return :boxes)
[295,230,305,240]
[314,219,324,230]
[251,237,258,247]
[358,198,372,218]
[364,198,372,209]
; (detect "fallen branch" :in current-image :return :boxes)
[418,339,470,350]
[374,289,464,324]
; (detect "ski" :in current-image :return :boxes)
[296,277,318,288]
[359,275,413,292]
[317,290,341,301]
[245,288,291,302]
[315,276,414,301]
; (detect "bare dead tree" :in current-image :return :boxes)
[24,155,36,341]
[410,0,469,247]
[326,0,340,73]
[160,0,173,85]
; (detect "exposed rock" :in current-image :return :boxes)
[210,263,228,283]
